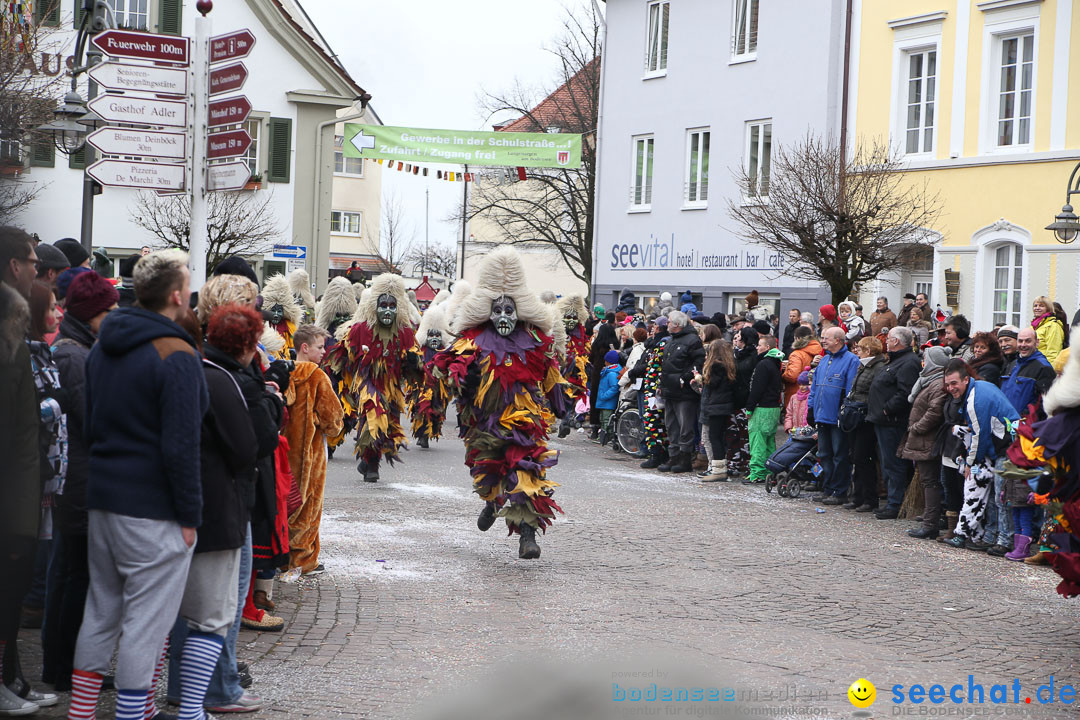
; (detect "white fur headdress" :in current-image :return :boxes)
[260,323,285,354]
[1043,325,1080,415]
[445,279,473,323]
[287,268,315,310]
[405,289,422,327]
[431,287,450,306]
[539,290,557,304]
[555,294,589,325]
[452,247,552,335]
[315,276,357,330]
[416,304,451,345]
[546,303,567,360]
[261,274,302,325]
[355,272,412,331]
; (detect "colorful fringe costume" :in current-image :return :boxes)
[323,274,422,481]
[316,276,359,454]
[430,248,569,556]
[408,304,451,444]
[260,274,302,361]
[555,294,591,405]
[640,335,670,452]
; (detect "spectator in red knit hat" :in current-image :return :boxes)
[818,304,839,334]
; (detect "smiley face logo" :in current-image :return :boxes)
[848,678,876,708]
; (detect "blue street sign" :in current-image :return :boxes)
[273,245,307,259]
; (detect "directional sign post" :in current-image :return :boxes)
[207,129,252,160]
[92,29,190,65]
[207,161,251,192]
[272,245,307,259]
[88,128,187,161]
[87,159,186,191]
[88,61,188,96]
[88,94,188,128]
[208,62,248,96]
[207,96,251,127]
[210,29,255,63]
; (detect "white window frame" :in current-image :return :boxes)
[743,120,772,201]
[889,20,943,159]
[970,219,1030,331]
[977,5,1039,155]
[106,0,150,30]
[683,127,710,208]
[991,243,1024,327]
[242,118,261,177]
[730,0,759,63]
[629,134,654,212]
[333,135,364,177]
[643,1,670,78]
[730,293,779,318]
[330,210,363,236]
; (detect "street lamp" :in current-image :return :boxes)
[38,90,90,154]
[1047,162,1080,244]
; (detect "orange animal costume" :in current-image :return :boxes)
[284,361,344,573]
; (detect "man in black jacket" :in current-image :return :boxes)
[868,326,922,518]
[781,308,801,356]
[657,311,705,473]
[587,311,618,436]
[743,337,784,485]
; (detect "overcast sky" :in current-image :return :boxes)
[303,0,582,268]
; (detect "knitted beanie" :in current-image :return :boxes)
[65,270,119,322]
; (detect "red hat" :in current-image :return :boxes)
[65,270,119,322]
[819,304,838,322]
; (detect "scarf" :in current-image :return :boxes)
[1032,312,1054,331]
[908,345,951,403]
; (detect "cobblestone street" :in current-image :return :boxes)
[26,427,1080,719]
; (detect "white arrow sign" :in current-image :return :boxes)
[88,94,187,128]
[350,129,375,154]
[87,127,186,160]
[88,61,188,96]
[207,160,251,192]
[87,159,186,191]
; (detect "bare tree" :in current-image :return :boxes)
[379,189,414,272]
[462,1,600,287]
[0,2,70,222]
[131,190,282,272]
[403,242,456,280]
[727,135,942,306]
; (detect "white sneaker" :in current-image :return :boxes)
[20,687,58,707]
[0,685,37,716]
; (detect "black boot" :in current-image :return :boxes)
[640,449,666,469]
[557,419,571,438]
[518,523,541,559]
[670,451,693,473]
[598,429,609,446]
[477,502,496,532]
[416,434,429,449]
[657,451,678,472]
[363,458,380,482]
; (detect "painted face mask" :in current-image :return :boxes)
[426,329,443,350]
[376,294,397,327]
[490,295,518,337]
[269,304,284,326]
[563,311,577,333]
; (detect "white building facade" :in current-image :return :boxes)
[14,0,369,291]
[592,0,847,318]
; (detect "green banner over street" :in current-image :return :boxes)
[342,123,581,169]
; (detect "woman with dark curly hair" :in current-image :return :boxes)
[970,331,1005,387]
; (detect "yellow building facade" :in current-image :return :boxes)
[851,0,1080,329]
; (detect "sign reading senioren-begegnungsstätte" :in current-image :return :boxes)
[342,123,581,169]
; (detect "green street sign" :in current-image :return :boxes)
[342,123,581,169]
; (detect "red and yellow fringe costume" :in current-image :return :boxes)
[324,321,421,467]
[407,346,449,441]
[430,324,570,533]
[562,322,590,404]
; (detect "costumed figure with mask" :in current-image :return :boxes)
[555,294,591,438]
[316,276,359,457]
[429,248,569,559]
[408,304,451,449]
[324,273,422,482]
[288,268,316,323]
[260,274,302,360]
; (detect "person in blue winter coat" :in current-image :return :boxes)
[941,359,1020,550]
[679,290,697,315]
[595,350,622,444]
[999,327,1056,415]
[807,327,861,499]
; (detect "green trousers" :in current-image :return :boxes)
[747,406,782,481]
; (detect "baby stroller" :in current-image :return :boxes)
[600,394,644,455]
[764,426,818,498]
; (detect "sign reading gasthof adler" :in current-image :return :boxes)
[342,123,581,169]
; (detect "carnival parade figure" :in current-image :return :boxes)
[555,294,590,438]
[288,267,316,323]
[316,276,360,457]
[429,247,569,559]
[324,273,423,482]
[408,304,451,449]
[260,274,302,360]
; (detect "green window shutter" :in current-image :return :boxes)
[30,138,54,168]
[74,0,86,29]
[158,0,182,35]
[35,0,61,26]
[266,117,292,183]
[68,144,88,170]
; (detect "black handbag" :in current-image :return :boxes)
[837,394,868,433]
